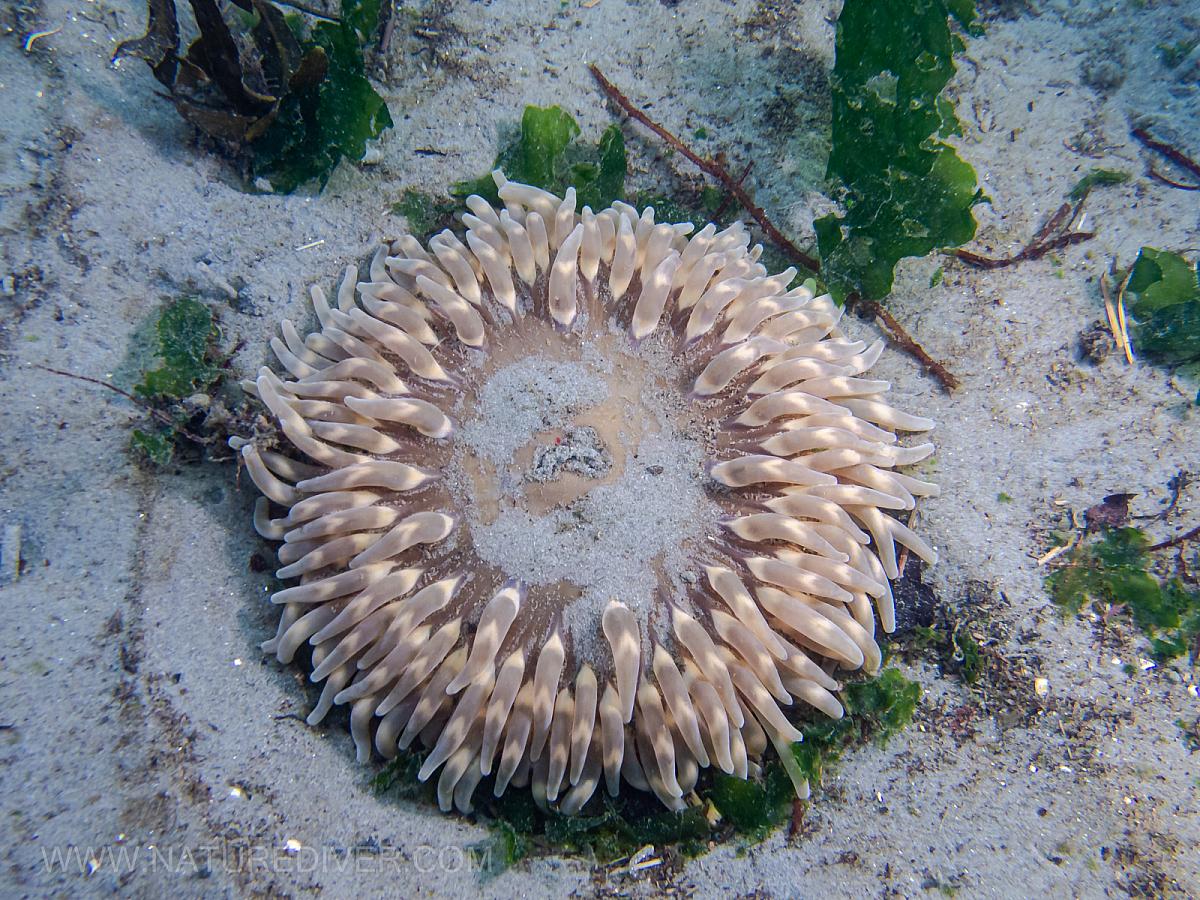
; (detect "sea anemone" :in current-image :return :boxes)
[232,172,938,816]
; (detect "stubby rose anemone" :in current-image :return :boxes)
[231,172,939,816]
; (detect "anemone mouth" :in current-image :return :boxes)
[234,171,939,816]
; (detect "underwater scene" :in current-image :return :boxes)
[1,0,1197,896]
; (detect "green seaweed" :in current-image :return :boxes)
[135,296,221,400]
[908,619,986,684]
[130,428,175,465]
[117,0,392,194]
[129,296,224,465]
[485,781,710,864]
[708,759,795,841]
[706,668,920,839]
[816,0,982,302]
[1123,247,1200,366]
[953,631,984,683]
[368,747,708,867]
[454,106,626,210]
[1046,527,1200,662]
[1067,168,1130,202]
[252,0,393,192]
[1178,717,1200,753]
[368,747,427,799]
[798,669,921,772]
[543,799,709,860]
[471,820,530,878]
[392,189,458,238]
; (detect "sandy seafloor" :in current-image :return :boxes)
[1,0,1199,896]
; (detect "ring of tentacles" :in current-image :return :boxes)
[232,172,938,816]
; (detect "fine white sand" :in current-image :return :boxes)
[456,346,718,657]
[459,358,610,464]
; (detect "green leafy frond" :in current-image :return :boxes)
[454,106,626,210]
[252,0,393,192]
[816,0,982,302]
[1124,247,1200,367]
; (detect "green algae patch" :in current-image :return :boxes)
[135,296,221,400]
[630,186,726,231]
[791,668,922,785]
[471,820,531,878]
[1123,247,1200,367]
[401,104,628,242]
[129,296,224,465]
[130,428,175,466]
[539,798,710,861]
[1157,38,1199,68]
[816,0,982,302]
[368,747,427,800]
[371,748,709,870]
[455,106,626,211]
[707,668,921,840]
[392,189,458,238]
[1178,717,1200,753]
[1047,527,1200,662]
[707,764,795,842]
[909,621,985,684]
